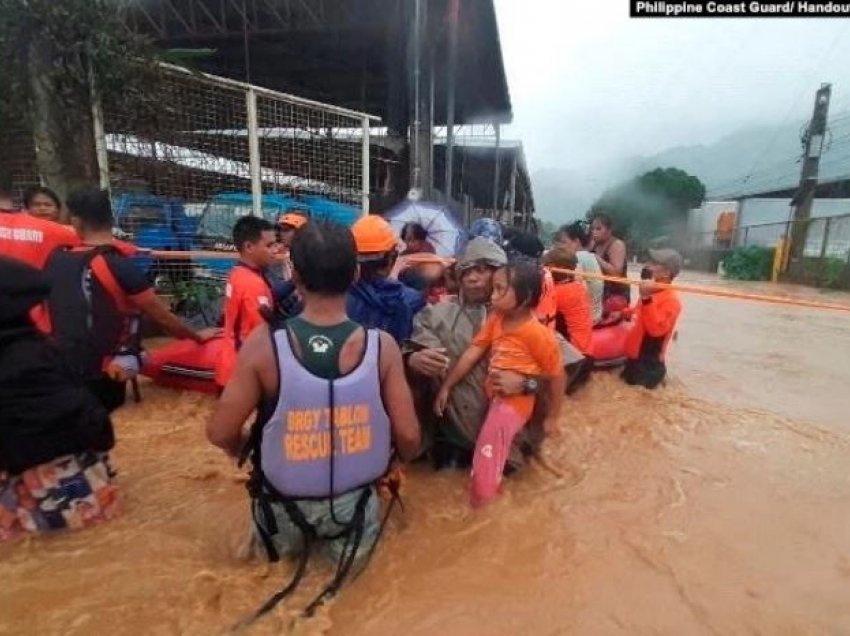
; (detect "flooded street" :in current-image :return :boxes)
[673,271,850,432]
[2,275,850,635]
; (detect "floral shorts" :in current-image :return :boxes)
[0,452,119,542]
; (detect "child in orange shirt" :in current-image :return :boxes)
[435,262,566,507]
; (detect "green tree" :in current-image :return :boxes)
[588,167,706,250]
[0,0,157,202]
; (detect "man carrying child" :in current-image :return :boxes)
[435,262,565,507]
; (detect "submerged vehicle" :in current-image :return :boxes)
[112,193,198,282]
[194,192,360,275]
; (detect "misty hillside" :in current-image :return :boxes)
[533,115,850,224]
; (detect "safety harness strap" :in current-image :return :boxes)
[238,484,372,628]
[234,321,394,629]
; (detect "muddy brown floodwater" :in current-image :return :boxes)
[3,273,850,635]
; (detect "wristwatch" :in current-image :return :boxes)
[521,377,539,395]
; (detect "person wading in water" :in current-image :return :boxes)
[45,189,217,413]
[216,216,277,390]
[404,238,541,471]
[207,220,420,623]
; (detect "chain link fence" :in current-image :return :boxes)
[93,63,376,324]
[688,214,850,288]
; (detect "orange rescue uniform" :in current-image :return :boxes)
[624,289,682,363]
[216,263,272,387]
[552,279,593,354]
[0,212,80,268]
[1,212,81,331]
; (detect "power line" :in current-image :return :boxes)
[711,169,806,199]
[732,24,849,190]
[708,155,802,193]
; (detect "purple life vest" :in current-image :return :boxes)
[260,328,391,498]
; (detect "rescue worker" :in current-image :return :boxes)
[0,196,78,270]
[0,257,118,541]
[554,221,604,324]
[216,216,277,389]
[277,211,308,250]
[542,248,594,394]
[404,238,542,470]
[272,211,308,283]
[45,189,216,412]
[1,180,79,333]
[589,212,630,314]
[207,220,420,620]
[347,214,425,343]
[621,248,683,389]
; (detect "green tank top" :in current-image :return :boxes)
[285,316,362,380]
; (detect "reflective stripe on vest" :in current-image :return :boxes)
[260,328,391,498]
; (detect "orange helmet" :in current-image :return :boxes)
[351,215,399,259]
[278,212,308,230]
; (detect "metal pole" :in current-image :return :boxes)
[428,41,435,199]
[509,152,517,223]
[89,65,110,193]
[818,216,832,284]
[361,116,370,215]
[444,0,459,201]
[246,88,262,216]
[242,0,251,83]
[492,123,501,217]
[410,0,422,192]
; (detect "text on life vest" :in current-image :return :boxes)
[283,405,372,461]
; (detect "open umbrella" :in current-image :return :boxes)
[385,200,466,258]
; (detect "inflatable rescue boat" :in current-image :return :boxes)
[142,338,223,394]
[589,320,630,368]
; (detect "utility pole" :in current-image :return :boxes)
[787,83,831,278]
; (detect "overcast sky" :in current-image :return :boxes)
[494,2,850,175]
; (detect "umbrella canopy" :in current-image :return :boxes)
[385,200,466,258]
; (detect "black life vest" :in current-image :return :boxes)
[0,326,114,475]
[45,245,142,381]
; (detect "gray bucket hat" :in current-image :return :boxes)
[458,237,507,271]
